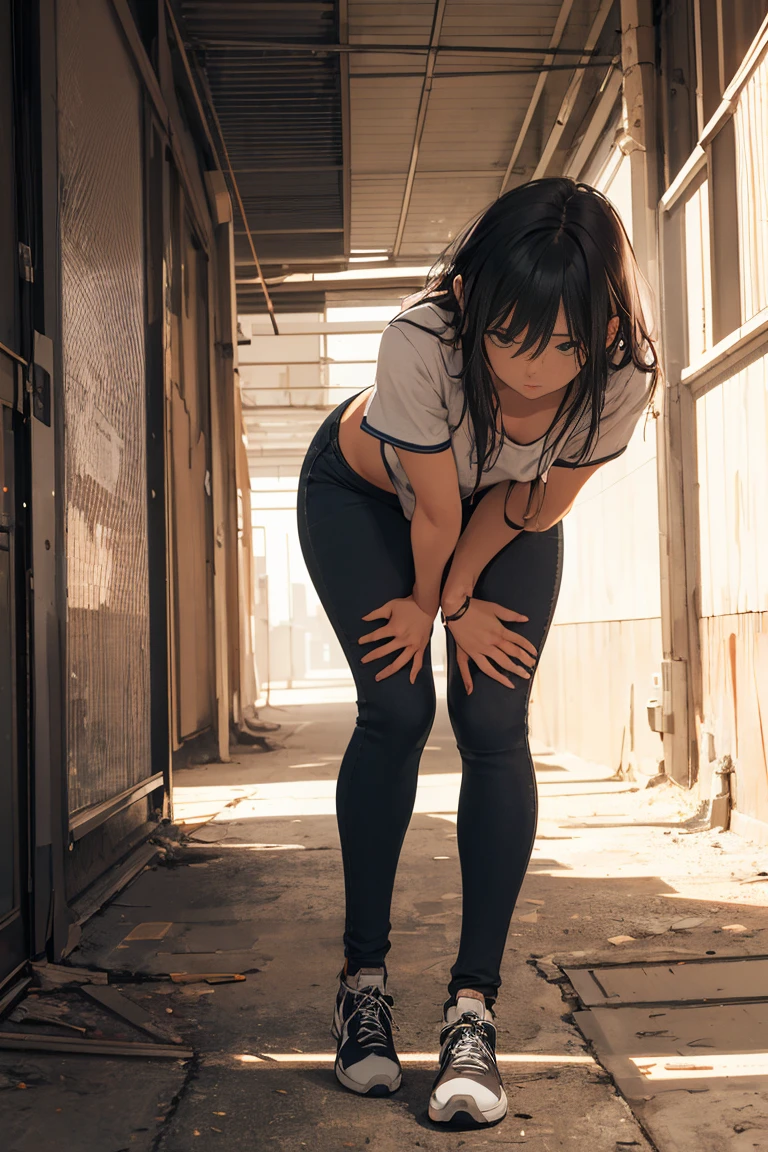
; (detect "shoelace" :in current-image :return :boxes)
[444,1013,495,1075]
[348,986,396,1048]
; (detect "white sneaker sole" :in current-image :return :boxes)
[428,1088,508,1125]
[331,998,401,1096]
[335,1059,402,1096]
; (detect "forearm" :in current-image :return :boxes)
[442,475,581,612]
[410,503,463,618]
[442,483,526,611]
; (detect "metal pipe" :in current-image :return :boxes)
[192,40,616,58]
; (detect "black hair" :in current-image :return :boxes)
[398,177,660,501]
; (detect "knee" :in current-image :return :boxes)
[449,686,527,756]
[362,682,435,752]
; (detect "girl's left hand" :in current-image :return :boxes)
[358,595,434,683]
[447,597,537,694]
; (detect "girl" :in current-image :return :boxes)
[297,178,658,1126]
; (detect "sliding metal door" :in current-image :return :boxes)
[57,0,154,884]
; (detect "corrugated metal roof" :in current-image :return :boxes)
[347,0,621,260]
[178,0,623,313]
[179,0,344,306]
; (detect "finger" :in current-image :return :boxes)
[362,602,393,622]
[490,603,529,624]
[360,639,403,664]
[409,648,424,684]
[488,647,531,678]
[496,638,537,667]
[358,624,394,645]
[475,653,515,689]
[498,627,538,657]
[456,647,473,695]
[375,647,416,682]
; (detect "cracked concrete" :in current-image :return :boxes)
[3,690,768,1150]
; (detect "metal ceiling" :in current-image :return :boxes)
[175,0,623,315]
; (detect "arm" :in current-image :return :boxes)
[358,445,462,682]
[441,463,603,694]
[442,462,602,612]
[401,447,463,617]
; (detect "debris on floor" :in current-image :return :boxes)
[563,954,768,1152]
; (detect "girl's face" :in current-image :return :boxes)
[483,302,584,400]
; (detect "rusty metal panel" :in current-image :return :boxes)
[575,1001,768,1099]
[699,611,768,828]
[57,0,152,814]
[565,957,768,1007]
[167,206,216,742]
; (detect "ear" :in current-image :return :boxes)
[453,274,464,308]
[605,315,620,347]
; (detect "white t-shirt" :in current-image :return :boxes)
[362,301,653,519]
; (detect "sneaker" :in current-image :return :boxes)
[428,990,508,1125]
[331,966,402,1096]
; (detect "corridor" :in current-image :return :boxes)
[4,0,768,1148]
[5,693,768,1150]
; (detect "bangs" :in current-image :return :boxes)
[486,235,588,359]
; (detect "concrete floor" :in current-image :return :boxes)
[4,690,768,1151]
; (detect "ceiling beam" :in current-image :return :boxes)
[498,0,575,196]
[564,62,624,179]
[236,275,426,294]
[532,0,616,180]
[392,0,448,258]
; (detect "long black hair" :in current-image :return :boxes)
[401,177,659,496]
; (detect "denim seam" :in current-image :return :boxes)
[517,523,564,888]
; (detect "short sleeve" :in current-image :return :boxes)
[361,322,452,453]
[553,359,654,469]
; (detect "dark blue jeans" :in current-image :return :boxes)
[297,398,563,1006]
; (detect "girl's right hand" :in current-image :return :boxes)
[358,595,434,684]
[447,598,537,693]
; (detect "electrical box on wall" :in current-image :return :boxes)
[647,667,673,734]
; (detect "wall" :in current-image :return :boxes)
[530,148,665,775]
[693,48,768,826]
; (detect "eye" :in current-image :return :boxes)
[556,340,579,354]
[487,330,520,348]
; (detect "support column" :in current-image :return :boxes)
[622,0,696,786]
